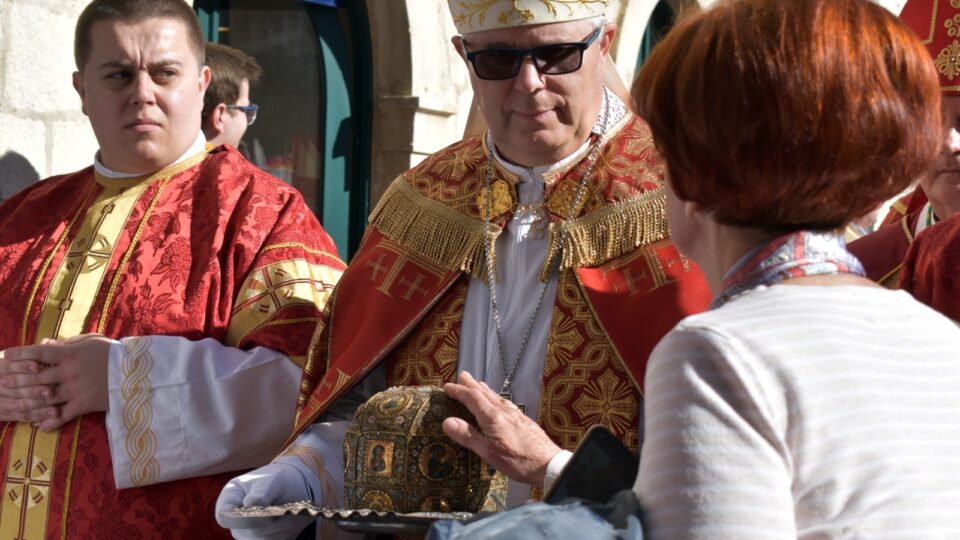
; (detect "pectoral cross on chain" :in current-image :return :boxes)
[499,392,525,414]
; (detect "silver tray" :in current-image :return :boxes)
[220,501,480,535]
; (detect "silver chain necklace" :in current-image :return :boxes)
[481,97,611,412]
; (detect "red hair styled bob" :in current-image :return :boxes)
[633,0,942,230]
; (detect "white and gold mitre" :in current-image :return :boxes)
[448,0,608,34]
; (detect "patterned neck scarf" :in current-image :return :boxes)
[710,230,866,309]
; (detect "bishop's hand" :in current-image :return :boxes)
[442,371,562,488]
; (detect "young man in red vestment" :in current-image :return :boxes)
[849,0,960,287]
[0,0,344,537]
[217,1,710,538]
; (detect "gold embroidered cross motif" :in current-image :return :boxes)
[572,370,637,435]
[64,234,113,274]
[543,310,585,375]
[227,259,342,349]
[431,146,484,181]
[247,265,327,315]
[612,266,649,295]
[399,274,430,300]
[365,253,389,282]
[598,241,679,295]
[364,240,448,300]
[935,40,960,80]
[6,456,52,509]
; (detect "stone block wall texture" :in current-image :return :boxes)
[0,0,98,201]
[0,0,909,204]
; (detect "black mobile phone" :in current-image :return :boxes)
[543,425,640,505]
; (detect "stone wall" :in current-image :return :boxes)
[0,0,908,206]
[0,0,99,200]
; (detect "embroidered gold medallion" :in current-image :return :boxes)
[546,180,589,219]
[935,40,960,80]
[477,180,513,219]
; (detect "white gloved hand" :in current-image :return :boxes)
[216,461,317,540]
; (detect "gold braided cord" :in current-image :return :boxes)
[121,337,161,487]
[541,188,669,280]
[368,178,489,279]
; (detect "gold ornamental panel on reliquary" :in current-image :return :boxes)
[343,386,506,514]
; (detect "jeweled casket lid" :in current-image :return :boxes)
[343,386,505,513]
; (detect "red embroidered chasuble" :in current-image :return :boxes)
[849,188,928,288]
[0,147,344,539]
[292,115,711,465]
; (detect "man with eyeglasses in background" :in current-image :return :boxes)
[202,42,262,151]
[217,2,709,538]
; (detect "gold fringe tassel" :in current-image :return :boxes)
[540,188,670,280]
[369,179,491,279]
[370,179,669,284]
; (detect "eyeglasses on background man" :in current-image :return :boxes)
[226,103,259,126]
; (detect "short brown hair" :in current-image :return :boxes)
[634,0,942,230]
[202,43,263,118]
[75,0,205,72]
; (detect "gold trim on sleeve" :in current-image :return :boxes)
[261,243,344,265]
[121,337,160,487]
[224,259,343,348]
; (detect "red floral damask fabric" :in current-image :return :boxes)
[900,213,960,321]
[0,146,343,538]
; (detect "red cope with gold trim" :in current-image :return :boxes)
[900,212,960,320]
[0,147,343,538]
[849,188,928,288]
[292,115,711,461]
[900,0,960,94]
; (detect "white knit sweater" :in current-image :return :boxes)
[635,284,960,539]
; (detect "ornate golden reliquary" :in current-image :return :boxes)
[343,386,506,513]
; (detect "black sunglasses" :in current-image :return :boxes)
[462,26,602,81]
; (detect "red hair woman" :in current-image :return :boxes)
[632,0,960,537]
